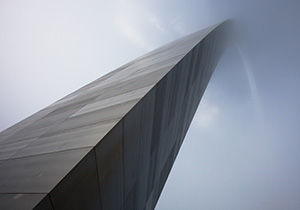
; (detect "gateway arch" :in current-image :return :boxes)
[0,22,229,210]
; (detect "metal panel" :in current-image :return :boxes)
[0,194,52,210]
[0,23,228,209]
[0,148,91,193]
[50,149,102,210]
[95,121,124,210]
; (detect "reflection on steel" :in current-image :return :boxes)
[0,22,228,210]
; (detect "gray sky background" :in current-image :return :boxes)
[0,0,299,209]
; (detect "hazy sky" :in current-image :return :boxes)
[1,0,300,209]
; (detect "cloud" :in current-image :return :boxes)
[114,0,166,51]
[146,14,166,33]
[194,97,220,128]
[171,15,188,35]
[116,15,153,50]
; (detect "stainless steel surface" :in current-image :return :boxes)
[0,23,227,209]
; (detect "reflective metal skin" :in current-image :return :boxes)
[0,23,228,210]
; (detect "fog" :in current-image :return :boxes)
[0,1,299,209]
